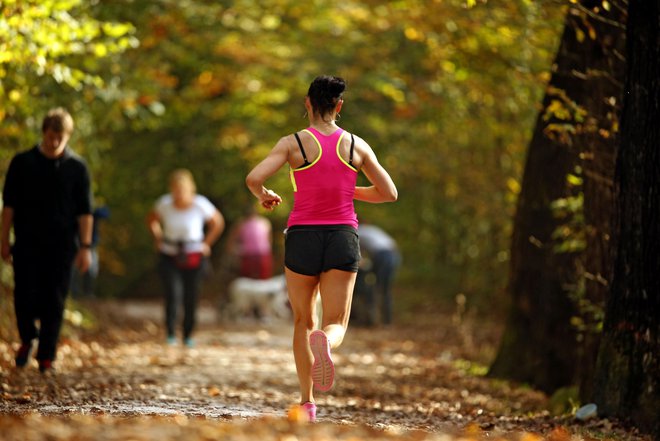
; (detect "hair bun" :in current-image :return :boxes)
[307,75,347,118]
[328,77,346,97]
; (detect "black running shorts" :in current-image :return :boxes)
[284,225,361,276]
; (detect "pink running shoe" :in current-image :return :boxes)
[302,402,316,422]
[309,330,334,392]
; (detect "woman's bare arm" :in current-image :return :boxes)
[354,142,397,203]
[246,138,290,210]
[202,209,225,255]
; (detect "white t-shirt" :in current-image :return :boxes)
[155,194,217,255]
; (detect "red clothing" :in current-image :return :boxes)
[240,254,273,280]
[236,215,273,279]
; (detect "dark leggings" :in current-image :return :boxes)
[158,254,205,339]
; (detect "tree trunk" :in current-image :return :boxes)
[576,1,626,401]
[593,0,660,436]
[489,1,625,394]
[489,14,582,395]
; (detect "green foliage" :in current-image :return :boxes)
[542,86,589,145]
[548,385,580,416]
[0,0,566,310]
[0,263,16,342]
[0,0,138,172]
[551,191,586,254]
[547,134,606,345]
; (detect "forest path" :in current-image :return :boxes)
[0,300,645,440]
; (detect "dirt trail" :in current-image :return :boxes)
[0,300,650,440]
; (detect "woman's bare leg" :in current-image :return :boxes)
[319,269,357,348]
[285,268,319,403]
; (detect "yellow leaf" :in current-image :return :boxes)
[442,60,456,74]
[507,177,521,195]
[588,27,597,40]
[102,22,134,38]
[520,432,544,441]
[8,90,21,102]
[464,422,483,435]
[404,26,423,41]
[545,100,571,121]
[93,43,108,57]
[566,174,583,186]
[287,404,310,423]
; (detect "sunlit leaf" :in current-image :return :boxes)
[102,22,135,38]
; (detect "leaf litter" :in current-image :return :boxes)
[0,299,652,441]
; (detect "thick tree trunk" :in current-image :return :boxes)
[489,2,625,394]
[489,15,583,394]
[576,2,626,401]
[593,0,660,436]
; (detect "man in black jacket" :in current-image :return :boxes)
[1,107,93,373]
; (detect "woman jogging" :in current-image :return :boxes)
[246,75,397,421]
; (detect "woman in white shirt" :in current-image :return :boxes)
[147,169,224,347]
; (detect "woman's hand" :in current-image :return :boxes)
[147,211,164,252]
[259,189,283,210]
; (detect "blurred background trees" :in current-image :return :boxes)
[1,0,565,308]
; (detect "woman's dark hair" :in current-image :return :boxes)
[307,75,346,119]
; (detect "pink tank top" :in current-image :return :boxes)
[287,127,358,229]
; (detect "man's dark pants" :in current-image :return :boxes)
[13,246,74,362]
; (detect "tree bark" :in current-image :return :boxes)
[489,1,625,394]
[593,0,660,436]
[489,11,582,394]
[575,1,626,401]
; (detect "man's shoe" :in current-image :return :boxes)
[309,330,334,392]
[38,359,53,373]
[15,343,33,368]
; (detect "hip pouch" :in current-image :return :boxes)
[175,251,203,270]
